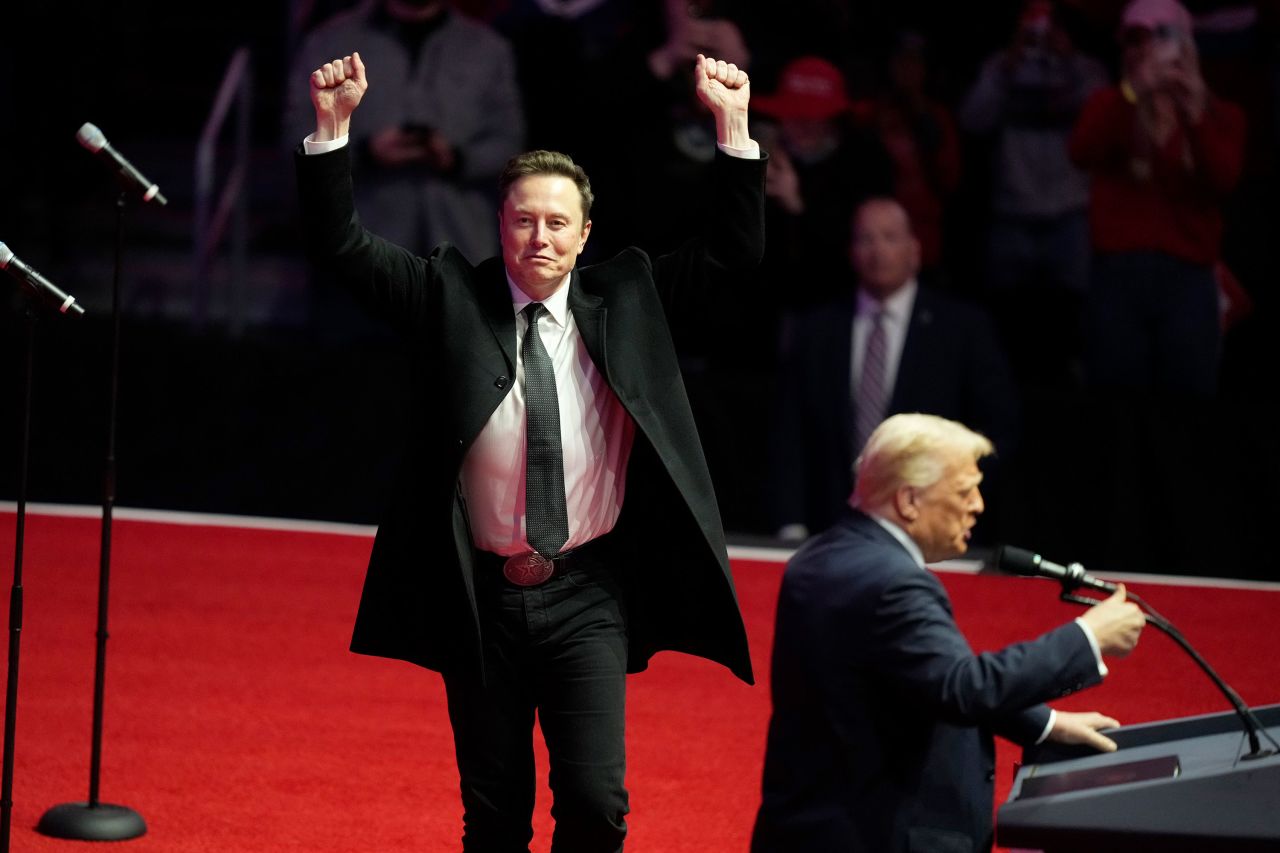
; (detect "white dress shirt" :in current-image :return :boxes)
[461,275,635,555]
[850,278,918,411]
[301,132,759,556]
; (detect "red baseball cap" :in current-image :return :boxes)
[753,56,851,121]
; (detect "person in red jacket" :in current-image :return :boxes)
[1069,0,1246,574]
[1069,0,1245,399]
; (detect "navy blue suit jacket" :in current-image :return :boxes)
[752,509,1101,853]
[769,287,1019,533]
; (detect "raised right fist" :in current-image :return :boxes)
[310,51,368,141]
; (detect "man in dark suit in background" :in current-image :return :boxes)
[770,198,1019,542]
[752,413,1145,853]
[296,50,763,852]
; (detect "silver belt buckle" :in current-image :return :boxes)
[503,552,555,586]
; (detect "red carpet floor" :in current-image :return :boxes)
[2,507,1278,852]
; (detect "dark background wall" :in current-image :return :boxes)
[3,1,1278,580]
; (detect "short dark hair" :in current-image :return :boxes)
[499,150,594,222]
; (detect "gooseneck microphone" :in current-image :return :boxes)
[996,545,1117,593]
[75,123,168,206]
[0,242,85,316]
[994,543,1278,760]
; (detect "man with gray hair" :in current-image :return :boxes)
[752,413,1145,852]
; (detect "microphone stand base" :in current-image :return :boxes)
[36,801,146,841]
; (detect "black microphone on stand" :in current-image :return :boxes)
[996,545,1117,593]
[75,123,168,206]
[993,544,1279,760]
[35,128,147,845]
[0,243,85,317]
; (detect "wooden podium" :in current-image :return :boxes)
[997,704,1280,852]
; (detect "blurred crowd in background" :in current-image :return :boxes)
[3,0,1279,579]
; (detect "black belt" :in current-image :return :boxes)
[479,534,614,588]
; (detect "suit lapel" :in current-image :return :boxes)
[475,257,517,370]
[837,298,857,455]
[892,289,934,412]
[568,269,608,381]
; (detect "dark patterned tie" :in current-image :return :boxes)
[521,303,569,557]
[854,309,888,456]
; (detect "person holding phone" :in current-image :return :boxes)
[285,0,525,263]
[958,0,1109,389]
[1069,0,1246,574]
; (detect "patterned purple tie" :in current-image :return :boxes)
[854,309,888,456]
[521,303,569,557]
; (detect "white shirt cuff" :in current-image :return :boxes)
[1074,617,1109,677]
[303,133,349,155]
[1036,709,1056,744]
[306,133,757,161]
[307,133,756,162]
[1036,620,1108,745]
[716,140,760,159]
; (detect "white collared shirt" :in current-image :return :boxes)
[869,512,927,569]
[850,278,918,408]
[301,132,759,554]
[459,273,636,555]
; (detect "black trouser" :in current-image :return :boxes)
[442,545,629,853]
